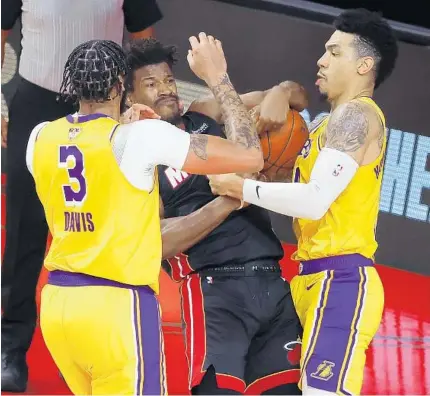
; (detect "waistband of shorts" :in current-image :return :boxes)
[47,270,154,294]
[198,261,281,277]
[299,254,373,275]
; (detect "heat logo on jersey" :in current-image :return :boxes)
[283,339,302,366]
[164,167,191,189]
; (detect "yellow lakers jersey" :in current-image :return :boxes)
[292,97,386,262]
[32,114,162,292]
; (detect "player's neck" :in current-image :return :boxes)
[78,102,121,121]
[330,85,374,111]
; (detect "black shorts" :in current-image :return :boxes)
[179,271,302,394]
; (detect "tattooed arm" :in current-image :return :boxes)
[325,100,370,165]
[188,80,308,125]
[325,100,385,166]
[127,118,263,176]
[207,74,261,150]
[207,100,379,219]
[187,32,261,151]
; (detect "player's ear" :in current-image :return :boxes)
[118,75,125,94]
[357,56,374,76]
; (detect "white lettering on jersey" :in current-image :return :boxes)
[165,167,190,188]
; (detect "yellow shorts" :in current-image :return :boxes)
[290,256,384,395]
[40,272,167,395]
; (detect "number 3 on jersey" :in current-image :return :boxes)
[59,145,87,206]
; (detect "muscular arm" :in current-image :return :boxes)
[160,197,239,260]
[324,100,371,165]
[206,74,260,150]
[188,80,308,124]
[213,101,373,220]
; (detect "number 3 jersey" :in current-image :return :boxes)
[27,113,191,293]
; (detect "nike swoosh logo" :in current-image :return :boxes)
[256,185,261,199]
[306,282,318,291]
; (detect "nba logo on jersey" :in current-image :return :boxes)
[332,164,343,177]
[68,127,82,140]
[310,361,335,381]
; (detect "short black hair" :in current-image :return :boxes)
[334,8,398,88]
[125,38,178,93]
[59,40,128,104]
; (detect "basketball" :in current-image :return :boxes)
[253,107,309,181]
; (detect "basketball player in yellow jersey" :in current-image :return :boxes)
[207,9,399,395]
[26,37,264,395]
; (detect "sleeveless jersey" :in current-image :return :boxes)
[159,111,284,280]
[292,97,387,262]
[32,114,162,292]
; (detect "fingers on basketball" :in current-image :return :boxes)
[258,108,309,181]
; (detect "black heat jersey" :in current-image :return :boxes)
[158,111,284,281]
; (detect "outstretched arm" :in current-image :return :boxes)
[208,100,375,220]
[188,80,308,125]
[160,197,239,260]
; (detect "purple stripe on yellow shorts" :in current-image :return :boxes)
[300,271,333,384]
[304,267,368,394]
[133,289,164,395]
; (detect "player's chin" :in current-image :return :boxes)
[317,87,329,102]
[158,107,182,125]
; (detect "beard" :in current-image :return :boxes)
[162,112,183,127]
[317,87,329,103]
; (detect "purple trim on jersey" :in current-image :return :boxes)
[66,113,110,123]
[48,270,154,294]
[299,254,373,275]
[109,124,120,142]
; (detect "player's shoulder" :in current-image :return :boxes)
[328,99,374,130]
[183,111,224,139]
[30,121,51,140]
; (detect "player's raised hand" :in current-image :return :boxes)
[187,32,227,85]
[120,104,160,124]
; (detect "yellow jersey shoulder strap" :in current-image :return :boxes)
[356,97,386,128]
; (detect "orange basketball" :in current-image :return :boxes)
[257,109,309,181]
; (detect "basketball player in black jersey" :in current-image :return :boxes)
[125,38,308,395]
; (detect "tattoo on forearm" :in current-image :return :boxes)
[190,134,209,160]
[210,74,261,151]
[325,101,369,153]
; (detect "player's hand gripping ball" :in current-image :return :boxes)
[250,106,309,182]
